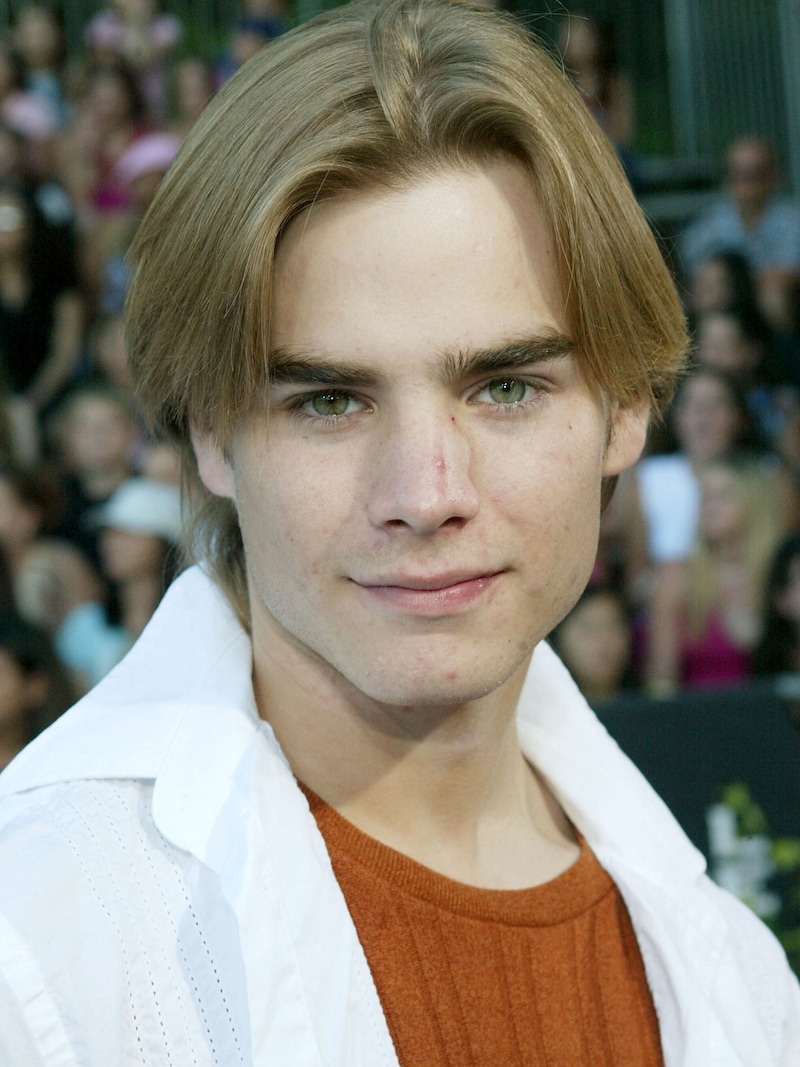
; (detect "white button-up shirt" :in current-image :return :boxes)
[0,567,797,1065]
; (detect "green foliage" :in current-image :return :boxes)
[716,782,800,975]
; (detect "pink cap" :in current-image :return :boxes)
[115,132,181,186]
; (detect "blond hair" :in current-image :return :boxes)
[687,454,784,639]
[126,0,688,618]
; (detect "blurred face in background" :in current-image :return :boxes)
[695,313,761,378]
[726,139,777,218]
[60,396,135,476]
[553,588,631,701]
[691,258,735,315]
[672,372,744,463]
[87,69,137,127]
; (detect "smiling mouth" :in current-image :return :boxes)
[354,572,502,615]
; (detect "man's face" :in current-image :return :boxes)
[195,161,646,709]
[726,140,776,215]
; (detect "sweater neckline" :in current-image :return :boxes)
[299,781,615,927]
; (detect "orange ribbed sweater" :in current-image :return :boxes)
[302,785,664,1067]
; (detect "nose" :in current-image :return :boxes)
[366,404,480,535]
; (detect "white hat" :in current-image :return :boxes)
[98,479,182,542]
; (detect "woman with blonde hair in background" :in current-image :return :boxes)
[645,452,786,694]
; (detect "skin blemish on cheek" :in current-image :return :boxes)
[446,669,458,681]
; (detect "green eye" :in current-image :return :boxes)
[487,379,527,404]
[310,392,352,417]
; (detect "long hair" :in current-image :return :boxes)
[687,454,784,638]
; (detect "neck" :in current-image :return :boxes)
[251,625,578,888]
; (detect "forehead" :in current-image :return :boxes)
[270,160,567,365]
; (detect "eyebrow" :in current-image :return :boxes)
[268,333,575,389]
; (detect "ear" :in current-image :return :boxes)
[602,399,649,477]
[190,425,236,500]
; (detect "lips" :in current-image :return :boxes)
[352,571,503,616]
[359,571,498,591]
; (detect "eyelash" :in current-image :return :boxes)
[283,377,549,426]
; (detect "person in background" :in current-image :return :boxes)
[688,249,765,319]
[57,60,148,301]
[548,583,636,704]
[56,476,181,690]
[98,129,180,314]
[169,56,215,140]
[0,610,73,769]
[0,35,57,144]
[604,364,768,610]
[694,304,798,445]
[47,381,137,566]
[635,365,769,564]
[556,9,638,187]
[83,0,182,124]
[0,461,102,636]
[680,137,800,332]
[0,182,83,414]
[0,120,78,301]
[645,453,786,694]
[12,3,70,131]
[688,249,800,390]
[752,532,800,677]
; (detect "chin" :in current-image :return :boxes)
[350,654,528,712]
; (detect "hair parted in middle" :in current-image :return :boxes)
[126,0,688,618]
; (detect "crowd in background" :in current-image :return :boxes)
[1,1,800,769]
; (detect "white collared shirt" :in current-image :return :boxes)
[0,567,797,1065]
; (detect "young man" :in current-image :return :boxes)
[0,1,797,1063]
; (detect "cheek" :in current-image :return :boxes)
[496,431,603,609]
[234,451,349,580]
